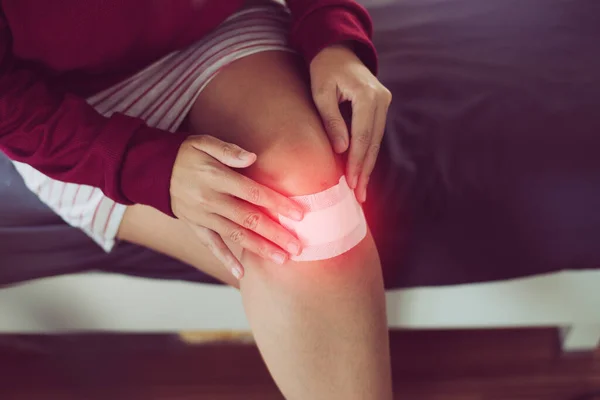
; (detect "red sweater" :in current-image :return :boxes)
[0,0,376,216]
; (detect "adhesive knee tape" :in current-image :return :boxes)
[278,176,367,261]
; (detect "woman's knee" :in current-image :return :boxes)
[246,126,344,198]
[186,51,343,195]
[242,124,381,274]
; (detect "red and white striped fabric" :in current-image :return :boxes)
[12,1,293,252]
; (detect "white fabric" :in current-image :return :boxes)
[278,177,368,261]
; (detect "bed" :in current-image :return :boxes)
[2,0,600,351]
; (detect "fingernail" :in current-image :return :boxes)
[334,137,347,153]
[231,266,243,280]
[287,241,301,256]
[359,188,367,203]
[271,252,287,265]
[355,189,362,202]
[289,208,303,221]
[349,174,358,189]
[238,151,256,161]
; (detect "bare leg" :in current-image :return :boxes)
[117,204,240,287]
[119,52,392,399]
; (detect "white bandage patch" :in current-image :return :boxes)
[278,176,368,261]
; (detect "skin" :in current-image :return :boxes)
[170,44,392,279]
[170,134,305,278]
[310,44,392,203]
[118,50,393,399]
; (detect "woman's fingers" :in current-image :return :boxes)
[347,95,377,190]
[356,100,390,203]
[207,214,291,265]
[189,223,244,280]
[172,134,307,279]
[212,194,302,257]
[188,134,257,168]
[217,168,304,221]
[309,44,394,203]
[191,140,304,221]
[312,83,350,153]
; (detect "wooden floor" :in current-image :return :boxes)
[1,328,599,399]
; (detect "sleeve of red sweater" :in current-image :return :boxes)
[0,2,377,219]
[0,16,185,216]
[286,0,378,74]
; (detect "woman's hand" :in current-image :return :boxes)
[310,44,392,203]
[170,135,304,280]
